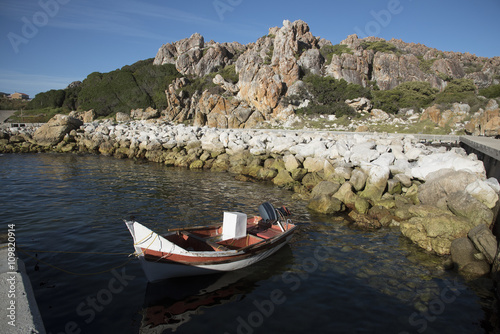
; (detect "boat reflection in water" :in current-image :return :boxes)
[140,246,293,333]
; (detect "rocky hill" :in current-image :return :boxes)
[153,19,500,129]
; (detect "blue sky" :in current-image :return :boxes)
[1,0,499,98]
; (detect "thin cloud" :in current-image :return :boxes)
[45,1,220,41]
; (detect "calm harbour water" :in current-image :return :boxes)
[0,153,497,334]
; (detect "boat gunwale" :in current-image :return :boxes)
[141,224,297,265]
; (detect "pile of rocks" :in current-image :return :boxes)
[1,115,499,279]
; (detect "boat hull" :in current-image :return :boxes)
[138,233,293,282]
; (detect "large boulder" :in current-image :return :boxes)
[468,224,498,264]
[310,181,342,198]
[307,195,344,214]
[359,165,390,202]
[400,205,476,255]
[465,179,499,209]
[451,237,491,277]
[411,152,486,181]
[418,169,479,207]
[446,191,494,227]
[33,114,83,146]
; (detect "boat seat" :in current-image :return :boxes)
[180,231,229,251]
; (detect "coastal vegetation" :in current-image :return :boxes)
[372,79,488,114]
[296,74,371,117]
[320,44,353,65]
[24,59,182,119]
[0,97,28,110]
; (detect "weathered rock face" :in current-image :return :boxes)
[131,107,160,120]
[465,100,500,136]
[154,33,246,77]
[420,103,469,128]
[33,114,83,146]
[195,91,260,128]
[150,20,499,129]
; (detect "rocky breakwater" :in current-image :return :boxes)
[1,115,500,282]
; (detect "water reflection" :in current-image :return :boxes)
[140,247,293,333]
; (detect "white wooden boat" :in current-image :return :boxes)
[125,202,297,282]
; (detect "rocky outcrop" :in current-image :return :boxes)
[149,20,500,129]
[32,114,83,146]
[420,103,470,128]
[154,33,246,77]
[465,99,500,136]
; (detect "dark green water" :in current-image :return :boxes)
[0,153,496,334]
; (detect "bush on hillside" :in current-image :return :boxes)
[26,59,183,117]
[479,84,500,99]
[360,41,401,55]
[294,74,371,117]
[0,98,28,110]
[27,89,66,110]
[320,44,353,65]
[373,81,438,113]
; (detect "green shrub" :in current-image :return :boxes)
[27,89,66,110]
[372,81,438,113]
[0,98,28,110]
[217,64,239,83]
[297,74,370,117]
[320,44,353,65]
[360,41,400,55]
[479,84,500,98]
[9,107,64,123]
[418,57,437,74]
[300,102,355,117]
[303,74,372,104]
[442,78,476,94]
[27,59,182,117]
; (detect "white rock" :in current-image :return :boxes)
[268,136,295,154]
[466,180,499,209]
[411,152,486,181]
[284,154,300,171]
[335,139,351,156]
[219,132,230,147]
[372,152,395,167]
[303,157,326,173]
[349,143,380,166]
[390,159,412,176]
[289,140,327,158]
[405,147,422,161]
[485,177,500,193]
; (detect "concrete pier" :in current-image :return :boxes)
[0,244,45,334]
[460,135,500,180]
